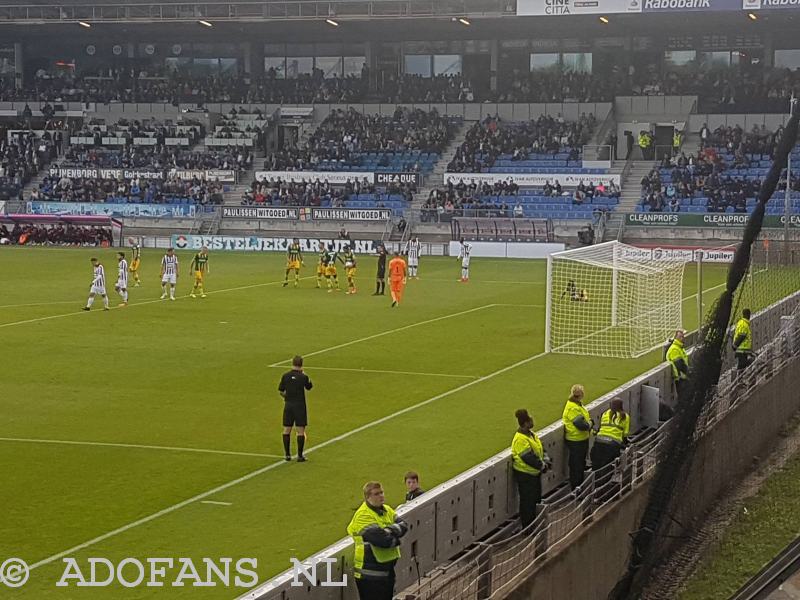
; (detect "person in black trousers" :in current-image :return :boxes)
[278,355,313,462]
[511,409,550,528]
[374,243,387,296]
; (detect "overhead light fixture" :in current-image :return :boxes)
[458,17,471,25]
[198,19,213,27]
[326,18,339,26]
[747,11,758,19]
[78,21,91,28]
[599,15,609,23]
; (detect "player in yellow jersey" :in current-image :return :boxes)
[342,244,357,295]
[283,238,304,288]
[129,243,142,287]
[316,242,327,289]
[190,246,210,298]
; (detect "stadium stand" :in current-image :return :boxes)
[0,130,56,201]
[638,124,800,215]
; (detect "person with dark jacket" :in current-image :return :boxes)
[347,482,409,600]
[404,471,425,502]
[511,408,550,528]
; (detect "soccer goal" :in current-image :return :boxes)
[545,241,686,358]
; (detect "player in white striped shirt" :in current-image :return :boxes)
[404,237,422,279]
[115,251,129,306]
[83,257,109,311]
[160,247,179,301]
[458,238,472,283]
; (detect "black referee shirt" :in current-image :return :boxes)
[278,369,313,403]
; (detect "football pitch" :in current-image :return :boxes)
[0,246,764,598]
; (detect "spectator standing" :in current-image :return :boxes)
[347,481,409,600]
[733,308,754,370]
[562,384,592,491]
[666,329,690,397]
[404,471,425,501]
[511,408,549,528]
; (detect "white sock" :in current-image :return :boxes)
[122,291,128,302]
[86,296,94,308]
[170,287,175,299]
[102,296,109,308]
[162,285,167,295]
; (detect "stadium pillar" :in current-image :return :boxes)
[365,41,378,93]
[489,40,498,93]
[14,43,22,89]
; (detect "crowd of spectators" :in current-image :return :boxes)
[447,114,595,173]
[0,130,57,200]
[61,145,253,171]
[264,107,456,171]
[34,174,223,205]
[0,223,112,246]
[242,176,414,207]
[2,64,800,112]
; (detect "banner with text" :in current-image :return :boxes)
[28,201,196,218]
[311,208,392,221]
[375,172,422,187]
[49,167,166,181]
[626,213,800,228]
[168,169,237,183]
[643,0,742,10]
[744,0,800,10]
[171,235,378,254]
[620,244,736,263]
[254,171,375,185]
[517,0,641,15]
[443,172,620,187]
[222,206,299,220]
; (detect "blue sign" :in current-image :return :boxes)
[27,202,196,218]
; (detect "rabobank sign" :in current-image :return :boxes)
[643,0,741,10]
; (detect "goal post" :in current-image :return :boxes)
[545,241,687,359]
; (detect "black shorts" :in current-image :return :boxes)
[283,402,308,427]
[377,267,386,280]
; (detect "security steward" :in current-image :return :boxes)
[672,129,683,155]
[733,308,754,370]
[590,398,630,470]
[666,329,690,397]
[562,384,592,491]
[347,481,409,600]
[511,408,551,528]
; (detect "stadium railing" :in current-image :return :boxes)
[238,288,800,600]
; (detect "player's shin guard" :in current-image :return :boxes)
[102,296,109,309]
[122,291,128,302]
[86,296,94,308]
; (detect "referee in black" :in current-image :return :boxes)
[373,243,388,296]
[279,355,313,462]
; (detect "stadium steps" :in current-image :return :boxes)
[223,165,256,205]
[412,120,470,209]
[22,158,62,203]
[618,160,658,213]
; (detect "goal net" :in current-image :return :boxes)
[545,241,686,358]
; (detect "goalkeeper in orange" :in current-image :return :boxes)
[388,250,407,308]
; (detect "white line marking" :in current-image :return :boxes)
[268,303,499,367]
[28,345,551,574]
[268,365,476,380]
[0,300,78,309]
[201,501,232,506]
[423,278,544,285]
[493,303,544,308]
[0,276,315,330]
[0,437,283,459]
[22,279,731,573]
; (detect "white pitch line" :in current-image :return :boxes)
[268,303,499,367]
[27,345,552,575]
[21,278,733,574]
[0,437,284,459]
[0,300,79,309]
[493,303,544,308]
[267,365,476,380]
[0,275,315,330]
[423,278,545,285]
[201,501,233,506]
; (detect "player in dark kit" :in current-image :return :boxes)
[374,244,388,296]
[278,355,313,462]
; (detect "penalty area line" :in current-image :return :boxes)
[0,437,285,459]
[27,345,552,574]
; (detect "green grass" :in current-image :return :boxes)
[0,247,761,598]
[679,450,800,600]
